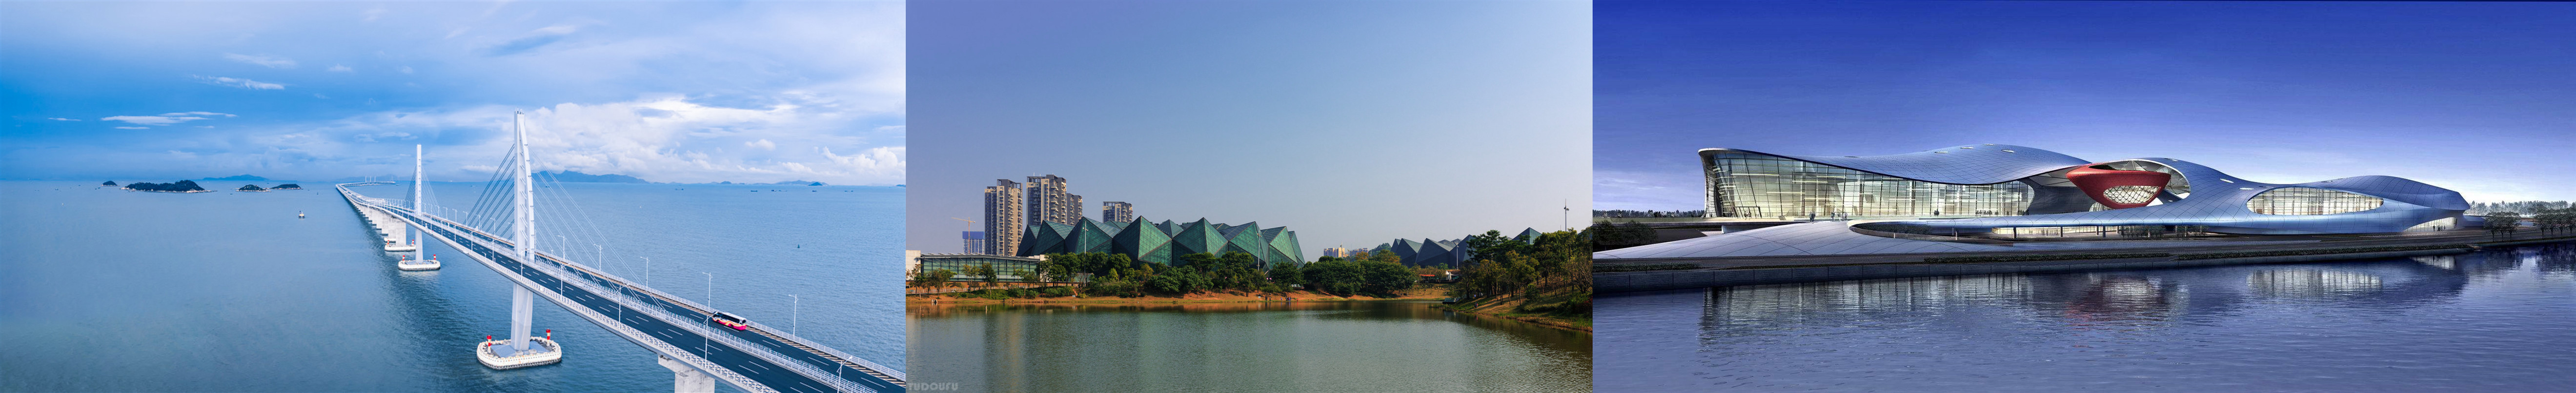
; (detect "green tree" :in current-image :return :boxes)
[920,269,954,291]
[1461,230,1524,263]
[973,262,1000,290]
[1179,253,1218,267]
[1359,260,1417,296]
[1302,259,1363,296]
[1379,249,1405,264]
[1268,260,1303,288]
[2489,212,2526,237]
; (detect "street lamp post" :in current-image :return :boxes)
[786,294,799,336]
[702,272,713,359]
[642,256,651,287]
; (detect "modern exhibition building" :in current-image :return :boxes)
[1019,217,1304,269]
[1598,144,2473,259]
[1372,228,1544,267]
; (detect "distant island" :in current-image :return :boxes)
[237,184,268,192]
[271,183,303,190]
[124,180,209,193]
[202,175,268,181]
[773,180,827,186]
[100,180,117,187]
[544,170,653,183]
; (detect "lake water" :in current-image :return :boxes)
[1597,245,2576,392]
[907,300,1592,393]
[0,180,903,392]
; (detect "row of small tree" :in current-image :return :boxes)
[2488,208,2576,237]
[1447,229,1590,305]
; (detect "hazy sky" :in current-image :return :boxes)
[906,0,1592,257]
[1,1,904,185]
[1597,1,2576,211]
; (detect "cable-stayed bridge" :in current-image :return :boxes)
[335,112,902,393]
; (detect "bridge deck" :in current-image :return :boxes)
[337,183,903,393]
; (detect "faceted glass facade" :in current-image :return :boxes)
[2247,187,2385,216]
[1705,152,2033,218]
[1021,217,1303,268]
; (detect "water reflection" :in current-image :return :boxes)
[1603,244,2576,392]
[911,300,1591,393]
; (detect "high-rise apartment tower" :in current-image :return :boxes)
[1101,201,1134,223]
[982,179,1023,255]
[1025,175,1084,227]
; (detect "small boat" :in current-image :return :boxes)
[298,211,306,218]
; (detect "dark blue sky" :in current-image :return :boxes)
[1597,1,2576,210]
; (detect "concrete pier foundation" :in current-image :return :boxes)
[659,355,716,393]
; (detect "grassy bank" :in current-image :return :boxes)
[1435,283,1591,333]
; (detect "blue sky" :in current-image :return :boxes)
[904,0,1591,257]
[1597,1,2576,210]
[2,1,904,185]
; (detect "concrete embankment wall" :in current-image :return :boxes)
[1598,248,2482,293]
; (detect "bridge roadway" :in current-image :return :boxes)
[338,183,903,393]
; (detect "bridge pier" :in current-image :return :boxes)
[477,284,561,369]
[658,354,716,393]
[510,286,535,352]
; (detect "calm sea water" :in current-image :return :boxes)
[0,180,902,392]
[1597,245,2576,392]
[908,300,1592,393]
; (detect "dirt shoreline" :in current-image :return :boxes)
[908,287,1447,305]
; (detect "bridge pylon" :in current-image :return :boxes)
[483,110,561,370]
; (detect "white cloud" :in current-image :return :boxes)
[115,126,148,129]
[46,118,78,121]
[223,53,297,69]
[294,94,902,184]
[192,75,285,90]
[820,146,904,176]
[327,64,353,72]
[101,112,231,125]
[399,66,414,74]
[314,93,330,99]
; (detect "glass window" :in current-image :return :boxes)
[1704,152,2031,218]
[2245,187,2384,215]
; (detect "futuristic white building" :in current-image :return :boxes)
[1600,144,2475,260]
[1701,144,2469,235]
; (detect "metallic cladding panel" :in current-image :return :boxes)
[1909,157,2466,235]
[1702,144,2093,185]
[1692,145,2470,236]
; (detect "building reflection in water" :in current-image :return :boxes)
[2053,275,2185,328]
[1703,274,2033,331]
[2246,269,2383,299]
[1692,250,2550,330]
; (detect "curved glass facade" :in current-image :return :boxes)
[1704,152,2032,218]
[2246,187,2385,216]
